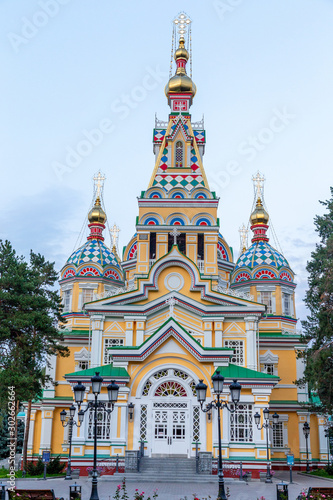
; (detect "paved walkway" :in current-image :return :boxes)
[5,471,333,500]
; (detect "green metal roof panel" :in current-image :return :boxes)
[65,364,129,378]
[215,364,279,380]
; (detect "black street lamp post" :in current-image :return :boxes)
[254,408,279,483]
[195,371,241,500]
[303,422,310,473]
[60,404,84,480]
[72,373,119,500]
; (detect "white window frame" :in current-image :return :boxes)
[281,286,294,317]
[223,339,245,366]
[78,283,98,311]
[260,350,279,376]
[229,403,253,442]
[103,338,124,365]
[61,283,73,313]
[270,414,289,453]
[74,347,89,372]
[257,285,276,314]
[87,403,112,440]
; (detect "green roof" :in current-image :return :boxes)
[259,331,300,338]
[215,364,279,380]
[65,364,129,378]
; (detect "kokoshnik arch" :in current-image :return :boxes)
[26,12,326,477]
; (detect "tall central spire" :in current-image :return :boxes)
[165,12,196,112]
[250,171,270,243]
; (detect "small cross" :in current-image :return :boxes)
[239,224,248,253]
[110,223,120,249]
[170,227,181,245]
[93,171,106,198]
[173,12,192,36]
[166,296,178,317]
[252,171,265,199]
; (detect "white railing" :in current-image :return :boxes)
[155,116,168,128]
[212,285,254,301]
[95,283,136,300]
[192,117,205,129]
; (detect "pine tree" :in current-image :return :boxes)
[0,240,69,467]
[298,187,333,414]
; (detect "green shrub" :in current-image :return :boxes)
[46,455,64,474]
[26,457,44,475]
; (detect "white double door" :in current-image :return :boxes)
[152,402,189,455]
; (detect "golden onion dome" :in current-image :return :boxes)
[88,197,107,224]
[174,37,189,62]
[165,37,196,98]
[250,197,269,225]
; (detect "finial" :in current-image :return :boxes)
[173,12,192,37]
[239,224,248,254]
[110,223,120,256]
[252,171,265,201]
[93,171,106,200]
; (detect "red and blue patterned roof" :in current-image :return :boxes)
[66,240,122,270]
[235,241,290,271]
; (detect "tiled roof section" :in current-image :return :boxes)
[67,240,121,270]
[65,364,129,378]
[215,363,279,380]
[235,241,290,271]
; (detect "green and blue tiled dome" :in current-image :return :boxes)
[231,196,294,285]
[61,196,124,283]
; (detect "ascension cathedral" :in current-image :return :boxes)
[26,13,326,477]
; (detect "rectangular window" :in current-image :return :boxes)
[230,403,253,442]
[82,289,94,304]
[78,361,88,371]
[283,293,291,316]
[260,291,273,314]
[263,363,274,375]
[87,404,111,440]
[103,338,124,364]
[272,422,284,448]
[224,340,244,366]
[63,290,71,312]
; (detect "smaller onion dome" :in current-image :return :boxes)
[165,37,197,98]
[250,197,269,226]
[88,197,107,225]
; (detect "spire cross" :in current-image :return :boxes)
[173,12,192,36]
[166,295,178,317]
[170,227,181,245]
[239,224,248,252]
[252,171,265,199]
[110,223,120,248]
[93,171,106,198]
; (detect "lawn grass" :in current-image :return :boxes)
[0,468,66,479]
[307,469,333,479]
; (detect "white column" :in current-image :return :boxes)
[252,389,272,461]
[136,319,146,346]
[124,318,134,346]
[298,412,312,467]
[39,406,55,452]
[27,409,37,454]
[203,321,212,347]
[295,348,308,403]
[244,315,258,370]
[317,415,328,463]
[90,314,105,367]
[43,354,57,398]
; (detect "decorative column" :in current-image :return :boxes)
[214,318,224,348]
[156,233,168,259]
[27,409,37,457]
[298,412,311,469]
[43,354,57,398]
[39,406,55,453]
[90,314,105,367]
[203,321,212,347]
[137,232,150,274]
[124,318,134,346]
[135,317,146,346]
[204,233,218,276]
[244,315,259,371]
[317,415,328,464]
[252,390,272,462]
[186,233,197,263]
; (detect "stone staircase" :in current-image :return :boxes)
[109,457,216,483]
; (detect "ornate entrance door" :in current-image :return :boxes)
[152,402,188,455]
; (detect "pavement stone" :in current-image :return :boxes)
[4,471,333,500]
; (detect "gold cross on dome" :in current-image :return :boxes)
[110,223,120,248]
[239,224,248,253]
[173,12,192,36]
[252,171,265,199]
[170,227,181,245]
[93,171,106,198]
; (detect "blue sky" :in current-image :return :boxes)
[1,0,332,323]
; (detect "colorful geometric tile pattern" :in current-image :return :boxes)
[235,241,290,271]
[153,129,166,143]
[193,130,205,144]
[190,147,199,171]
[153,174,205,192]
[67,240,122,270]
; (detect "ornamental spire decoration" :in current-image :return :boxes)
[250,171,269,244]
[239,224,248,254]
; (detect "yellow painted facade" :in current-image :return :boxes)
[26,22,324,477]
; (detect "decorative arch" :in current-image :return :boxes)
[191,213,216,226]
[62,268,76,280]
[144,187,166,199]
[217,241,229,261]
[191,187,213,200]
[234,271,251,283]
[165,213,190,226]
[104,268,122,280]
[140,367,198,398]
[175,140,184,167]
[78,266,101,277]
[168,188,188,199]
[279,270,293,282]
[139,213,164,226]
[253,269,277,280]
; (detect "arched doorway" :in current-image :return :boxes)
[136,368,202,457]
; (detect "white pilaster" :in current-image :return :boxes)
[90,314,105,367]
[298,412,312,466]
[244,315,258,371]
[39,406,55,452]
[203,322,212,347]
[317,415,329,463]
[124,318,134,346]
[27,409,37,454]
[43,354,57,398]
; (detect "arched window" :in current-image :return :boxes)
[175,141,183,167]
